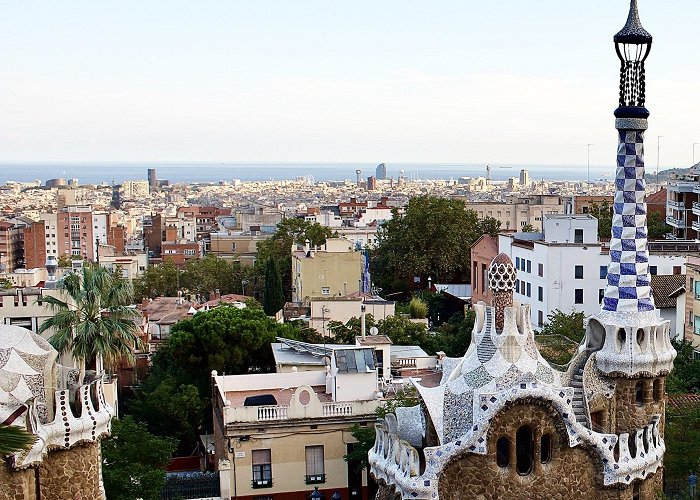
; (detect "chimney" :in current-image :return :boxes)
[215,289,220,300]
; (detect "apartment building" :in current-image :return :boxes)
[470,234,499,305]
[209,231,270,266]
[291,239,363,303]
[0,220,25,272]
[685,256,700,354]
[57,205,96,260]
[468,194,564,231]
[666,168,700,240]
[211,338,382,500]
[563,195,613,215]
[307,295,395,336]
[499,214,690,333]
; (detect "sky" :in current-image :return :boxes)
[1,1,699,168]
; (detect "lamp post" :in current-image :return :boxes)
[331,492,341,500]
[310,486,322,499]
[241,279,248,297]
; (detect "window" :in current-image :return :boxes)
[599,266,607,279]
[515,426,533,475]
[649,265,657,275]
[184,249,196,256]
[252,449,272,488]
[632,482,640,500]
[574,289,583,304]
[653,379,662,401]
[538,310,543,327]
[540,434,552,464]
[515,280,520,294]
[231,242,237,251]
[496,437,510,467]
[482,263,488,294]
[538,286,543,302]
[515,257,521,269]
[305,446,325,484]
[575,265,583,279]
[526,260,531,274]
[574,229,583,244]
[673,266,681,275]
[599,289,605,303]
[526,282,531,297]
[321,287,330,295]
[635,382,644,407]
[538,263,543,277]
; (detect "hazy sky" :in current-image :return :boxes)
[1,1,699,167]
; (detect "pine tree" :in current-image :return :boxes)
[263,256,285,316]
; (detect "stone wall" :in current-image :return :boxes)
[613,377,666,435]
[38,442,104,500]
[436,403,658,500]
[0,462,34,500]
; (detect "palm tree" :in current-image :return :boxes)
[0,424,35,457]
[38,264,144,382]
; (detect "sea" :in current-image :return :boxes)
[0,162,617,185]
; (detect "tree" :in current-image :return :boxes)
[521,223,536,233]
[647,209,671,239]
[536,309,586,366]
[263,256,285,316]
[408,298,428,319]
[589,201,613,240]
[129,371,205,454]
[0,425,35,457]
[372,196,499,293]
[432,311,476,357]
[38,265,144,381]
[665,403,700,494]
[344,424,377,472]
[133,260,180,300]
[102,416,176,500]
[377,315,434,354]
[57,254,77,268]
[667,338,700,394]
[326,314,376,344]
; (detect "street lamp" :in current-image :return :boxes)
[310,486,322,499]
[241,279,249,296]
[331,492,341,500]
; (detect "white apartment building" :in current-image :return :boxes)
[41,212,58,258]
[121,180,150,199]
[498,214,687,333]
[92,212,109,256]
[305,211,343,228]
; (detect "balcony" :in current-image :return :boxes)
[668,181,698,193]
[225,399,380,424]
[693,220,700,233]
[305,474,326,485]
[251,478,273,489]
[693,202,700,216]
[666,215,686,228]
[668,200,687,210]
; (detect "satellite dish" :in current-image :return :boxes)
[370,326,379,336]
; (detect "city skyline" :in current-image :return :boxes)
[1,1,699,167]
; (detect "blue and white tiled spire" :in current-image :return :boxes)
[602,129,654,312]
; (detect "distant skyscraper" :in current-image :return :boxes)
[376,163,387,180]
[148,168,157,193]
[519,169,529,186]
[367,176,377,191]
[355,169,362,186]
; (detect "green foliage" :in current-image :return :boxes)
[57,254,76,267]
[536,309,586,366]
[38,264,144,375]
[432,311,476,357]
[667,338,700,394]
[263,256,285,316]
[0,424,36,457]
[647,209,672,239]
[521,223,536,233]
[0,278,13,290]
[408,297,428,319]
[134,256,253,301]
[377,315,434,354]
[540,309,586,342]
[589,201,613,240]
[102,416,176,500]
[133,259,180,299]
[129,370,205,454]
[343,424,376,472]
[372,196,500,293]
[665,403,700,492]
[326,314,376,344]
[376,385,420,418]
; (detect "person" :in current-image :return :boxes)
[689,471,697,498]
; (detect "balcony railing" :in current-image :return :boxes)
[668,200,687,210]
[693,202,700,216]
[692,220,700,233]
[666,215,686,228]
[257,405,288,421]
[251,478,273,489]
[322,402,353,417]
[393,357,417,368]
[225,399,380,424]
[305,474,326,484]
[668,181,698,193]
